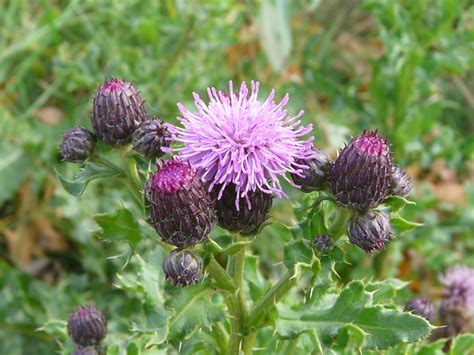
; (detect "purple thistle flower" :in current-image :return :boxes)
[168,81,314,210]
[404,297,435,321]
[439,266,474,311]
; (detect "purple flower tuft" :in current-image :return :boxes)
[404,297,435,321]
[439,266,474,311]
[168,81,314,210]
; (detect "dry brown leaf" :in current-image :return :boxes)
[33,107,64,125]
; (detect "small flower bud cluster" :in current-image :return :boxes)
[67,305,107,354]
[145,159,214,287]
[60,78,171,162]
[313,130,413,253]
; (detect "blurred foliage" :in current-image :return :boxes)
[0,0,473,353]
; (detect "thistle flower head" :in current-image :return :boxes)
[60,126,95,163]
[67,305,107,347]
[162,250,203,287]
[404,297,435,321]
[391,164,412,197]
[213,183,272,235]
[132,118,171,158]
[347,210,392,253]
[313,234,333,253]
[439,266,474,311]
[168,81,314,210]
[329,130,393,211]
[291,147,332,193]
[92,78,147,145]
[145,159,216,248]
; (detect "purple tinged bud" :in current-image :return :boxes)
[73,346,104,355]
[162,249,203,287]
[212,183,272,235]
[132,118,171,158]
[404,297,435,321]
[391,165,412,197]
[60,126,95,163]
[91,78,147,145]
[347,210,391,253]
[145,159,216,248]
[313,234,333,253]
[291,148,332,193]
[67,305,107,347]
[329,130,393,211]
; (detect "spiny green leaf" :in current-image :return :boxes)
[275,281,432,349]
[55,161,123,196]
[384,195,416,212]
[220,240,252,256]
[391,213,423,232]
[94,207,142,248]
[450,333,474,354]
[284,240,314,270]
[165,280,225,342]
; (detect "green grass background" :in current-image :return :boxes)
[1,0,473,353]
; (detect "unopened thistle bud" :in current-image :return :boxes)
[313,234,333,253]
[329,130,392,211]
[145,159,216,248]
[162,250,203,287]
[404,297,435,321]
[67,305,107,347]
[60,126,95,163]
[91,78,147,145]
[73,346,104,355]
[391,165,412,197]
[291,148,332,192]
[132,119,170,158]
[213,183,272,235]
[348,210,391,253]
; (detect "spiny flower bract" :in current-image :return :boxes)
[168,81,314,209]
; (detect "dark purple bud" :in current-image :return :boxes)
[91,78,147,145]
[212,183,272,235]
[329,130,392,211]
[313,234,333,253]
[291,148,332,193]
[162,249,203,287]
[67,305,107,347]
[391,165,412,197]
[72,346,101,355]
[132,118,170,158]
[404,297,435,321]
[145,159,216,248]
[60,126,95,163]
[439,301,472,337]
[347,210,391,253]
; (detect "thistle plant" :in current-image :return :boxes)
[53,79,443,354]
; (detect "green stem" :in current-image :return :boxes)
[211,322,229,354]
[328,207,350,240]
[246,271,298,328]
[206,255,237,292]
[224,294,242,355]
[226,233,248,354]
[242,330,257,355]
[285,335,300,355]
[118,149,144,209]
